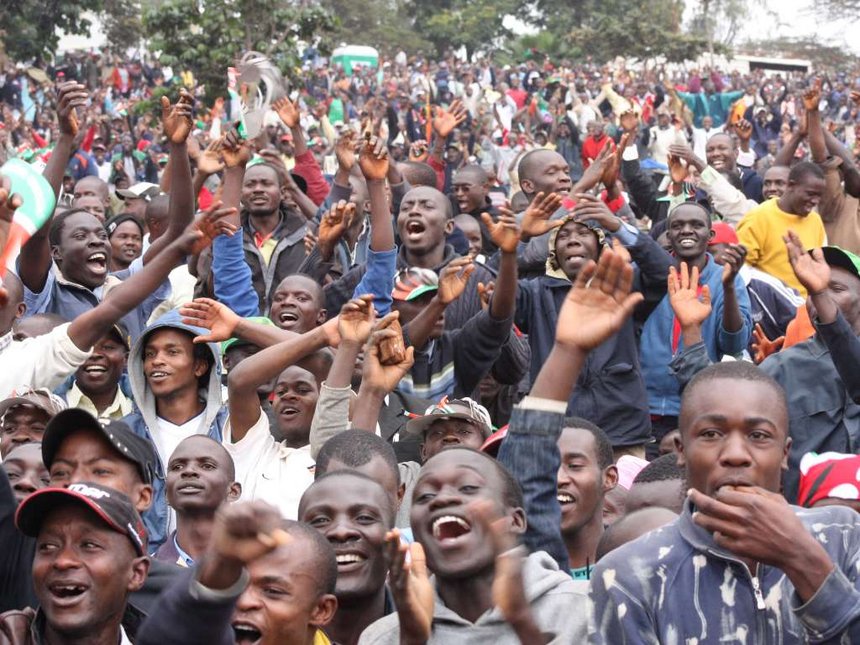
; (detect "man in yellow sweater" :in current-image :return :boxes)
[737,161,827,295]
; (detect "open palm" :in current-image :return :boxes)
[520,191,564,239]
[556,250,643,350]
[668,263,712,328]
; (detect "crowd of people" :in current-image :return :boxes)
[0,45,858,643]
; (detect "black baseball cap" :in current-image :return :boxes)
[16,482,147,556]
[42,409,156,485]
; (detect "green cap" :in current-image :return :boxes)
[822,246,860,282]
[221,317,275,355]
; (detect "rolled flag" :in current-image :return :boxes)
[0,158,56,275]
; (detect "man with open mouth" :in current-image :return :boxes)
[57,323,134,423]
[4,482,149,645]
[17,86,201,342]
[136,501,338,645]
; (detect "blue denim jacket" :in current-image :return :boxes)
[497,400,569,572]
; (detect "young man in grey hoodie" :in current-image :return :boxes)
[123,309,227,550]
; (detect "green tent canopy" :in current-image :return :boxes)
[331,45,379,75]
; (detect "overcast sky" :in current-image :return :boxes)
[710,0,860,54]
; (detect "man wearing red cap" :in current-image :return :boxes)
[709,222,803,344]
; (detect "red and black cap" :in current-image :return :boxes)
[16,482,147,556]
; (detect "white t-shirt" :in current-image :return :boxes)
[223,410,315,520]
[152,411,206,467]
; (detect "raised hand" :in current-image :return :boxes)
[784,230,828,294]
[358,134,389,181]
[179,297,241,344]
[720,243,747,287]
[735,119,753,143]
[481,207,521,254]
[556,248,644,351]
[337,294,375,346]
[384,529,434,645]
[619,109,639,133]
[668,262,712,329]
[578,140,614,191]
[667,153,688,183]
[335,129,358,172]
[520,191,564,240]
[751,323,784,364]
[303,227,318,256]
[56,82,88,137]
[803,79,822,113]
[477,281,494,311]
[667,143,706,173]
[437,256,475,304]
[219,128,252,168]
[178,200,239,257]
[161,87,195,144]
[601,133,627,189]
[409,140,429,162]
[210,501,290,566]
[851,90,860,106]
[364,315,415,391]
[572,192,620,232]
[272,96,300,129]
[197,139,225,175]
[318,200,355,259]
[432,99,467,139]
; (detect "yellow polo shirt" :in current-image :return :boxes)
[737,198,827,296]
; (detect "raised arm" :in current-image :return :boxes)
[802,80,826,164]
[667,262,715,388]
[226,320,337,442]
[211,130,259,316]
[143,89,195,264]
[480,207,520,320]
[351,318,415,433]
[68,202,238,351]
[19,82,88,293]
[785,231,860,401]
[308,297,376,456]
[497,250,643,569]
[403,257,475,350]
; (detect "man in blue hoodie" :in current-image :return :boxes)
[640,202,752,447]
[122,309,227,550]
[590,360,860,643]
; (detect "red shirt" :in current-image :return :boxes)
[581,135,616,169]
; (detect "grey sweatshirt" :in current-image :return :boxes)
[357,551,588,644]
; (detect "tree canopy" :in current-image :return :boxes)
[1,0,102,61]
[142,0,335,97]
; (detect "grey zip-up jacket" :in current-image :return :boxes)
[358,551,588,644]
[589,499,860,644]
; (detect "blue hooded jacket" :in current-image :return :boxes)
[121,310,227,551]
[640,254,752,416]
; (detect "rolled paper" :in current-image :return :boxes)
[0,158,56,276]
